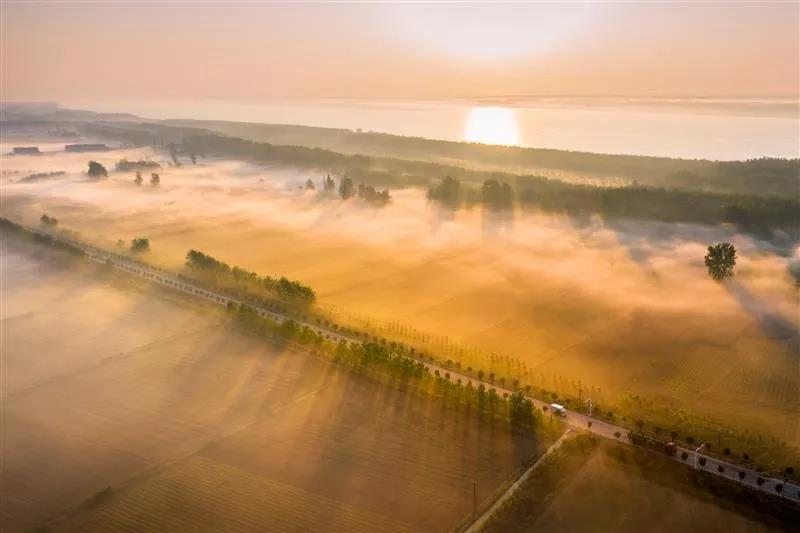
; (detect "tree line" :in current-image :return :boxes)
[306,173,391,206]
[144,119,799,198]
[227,300,539,432]
[427,175,798,230]
[81,123,798,230]
[115,159,161,172]
[185,249,315,304]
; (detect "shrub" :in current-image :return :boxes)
[87,161,108,177]
[130,238,150,252]
[40,214,58,227]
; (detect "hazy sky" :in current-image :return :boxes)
[2,2,798,102]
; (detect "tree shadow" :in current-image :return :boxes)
[481,207,515,241]
[724,280,798,341]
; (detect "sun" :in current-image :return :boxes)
[464,107,520,146]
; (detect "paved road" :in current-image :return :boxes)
[65,236,799,507]
[464,429,574,533]
[422,362,800,506]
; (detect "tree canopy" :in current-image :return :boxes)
[704,242,736,281]
[39,213,58,227]
[130,237,150,252]
[116,159,160,172]
[323,174,336,192]
[339,177,354,199]
[185,249,315,303]
[427,176,461,207]
[87,161,108,178]
[481,179,514,209]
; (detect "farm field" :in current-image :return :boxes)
[483,436,794,533]
[523,444,784,532]
[2,143,798,454]
[0,234,541,532]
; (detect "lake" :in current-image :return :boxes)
[69,97,799,161]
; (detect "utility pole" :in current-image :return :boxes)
[694,443,706,470]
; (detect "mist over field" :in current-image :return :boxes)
[3,142,798,449]
[2,2,799,528]
[3,144,796,316]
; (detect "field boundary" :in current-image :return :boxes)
[460,428,574,533]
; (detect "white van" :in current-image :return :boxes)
[550,403,567,416]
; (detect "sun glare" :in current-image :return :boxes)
[464,107,520,146]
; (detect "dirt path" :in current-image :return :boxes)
[463,428,574,533]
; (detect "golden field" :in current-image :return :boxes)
[483,435,786,533]
[0,234,542,531]
[2,142,798,454]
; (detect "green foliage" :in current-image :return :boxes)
[339,177,354,199]
[87,160,107,178]
[39,213,58,227]
[152,120,798,197]
[115,159,160,172]
[185,249,231,273]
[86,124,799,229]
[169,143,181,167]
[185,249,315,304]
[225,300,540,431]
[427,175,462,207]
[508,391,536,429]
[704,242,736,281]
[18,171,66,183]
[0,217,84,257]
[130,237,150,253]
[357,182,391,206]
[481,179,514,209]
[516,178,798,229]
[708,158,800,198]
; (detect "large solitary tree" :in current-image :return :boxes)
[704,242,736,281]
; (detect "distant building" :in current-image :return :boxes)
[65,143,110,152]
[12,146,41,155]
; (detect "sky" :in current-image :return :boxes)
[1,1,798,102]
